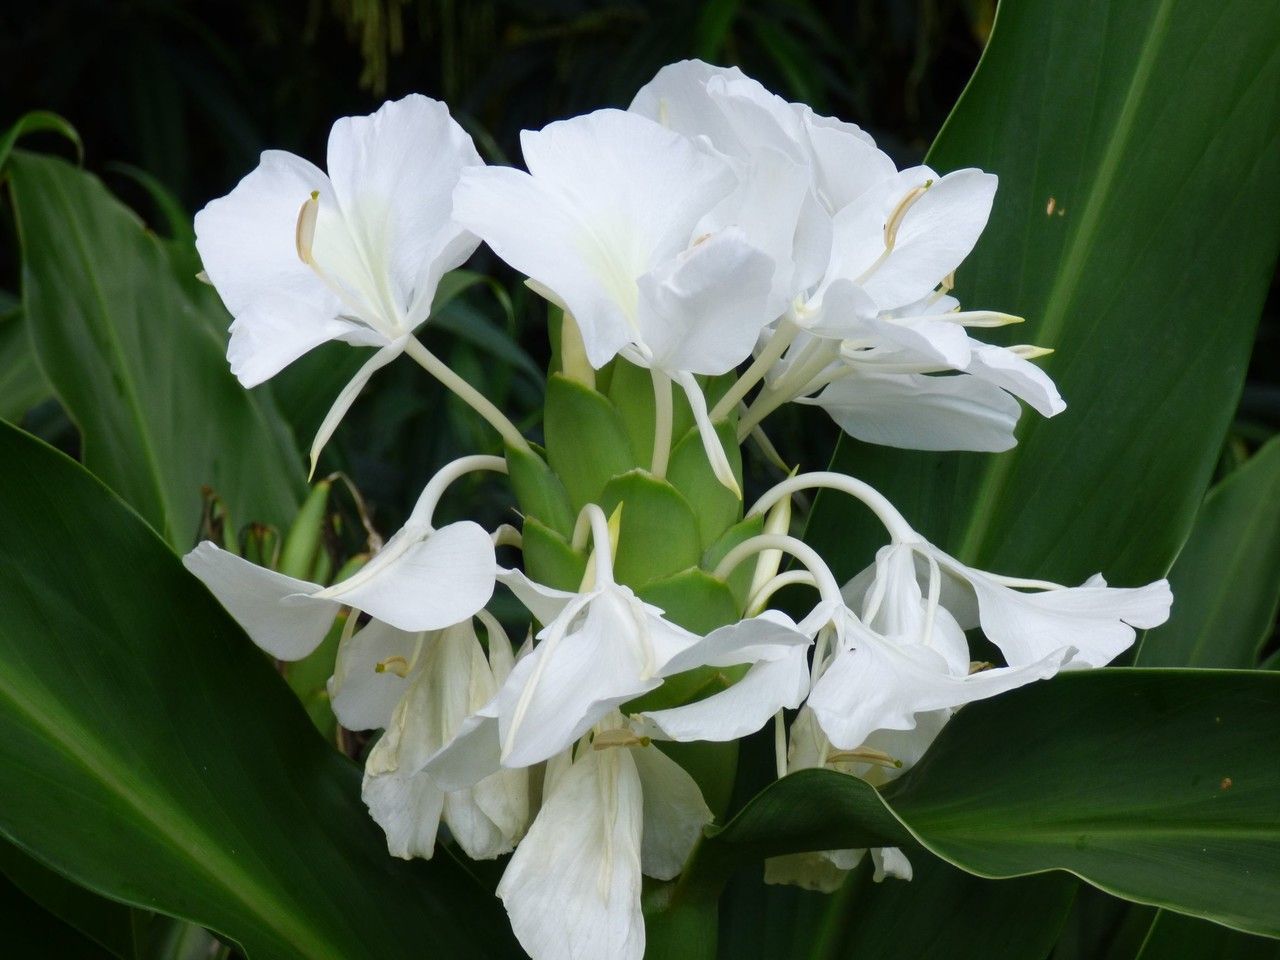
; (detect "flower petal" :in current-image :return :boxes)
[631,745,712,880]
[804,370,1022,452]
[182,541,337,660]
[320,521,496,633]
[498,568,580,626]
[498,746,646,960]
[966,342,1066,417]
[307,339,407,474]
[329,620,431,731]
[325,95,482,324]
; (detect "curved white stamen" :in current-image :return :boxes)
[712,534,842,607]
[747,471,917,544]
[747,570,818,617]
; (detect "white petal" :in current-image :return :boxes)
[329,620,431,731]
[420,703,502,791]
[361,764,445,860]
[498,568,580,626]
[194,150,367,385]
[326,95,482,324]
[763,852,854,892]
[962,570,1173,667]
[308,339,406,473]
[629,60,750,158]
[631,745,712,880]
[804,370,1021,452]
[498,746,646,960]
[455,110,736,369]
[659,610,811,675]
[871,847,913,882]
[804,115,897,211]
[675,372,741,498]
[182,541,337,660]
[966,342,1065,417]
[862,169,998,311]
[807,616,1071,750]
[643,647,810,743]
[498,590,657,768]
[321,521,496,632]
[467,762,529,857]
[637,228,775,376]
[860,314,974,369]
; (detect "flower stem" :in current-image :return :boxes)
[650,369,673,478]
[712,533,842,606]
[747,471,917,544]
[404,336,529,452]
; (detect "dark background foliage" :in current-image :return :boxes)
[3,0,1275,523]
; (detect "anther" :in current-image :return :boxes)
[827,746,902,769]
[968,660,994,674]
[375,655,411,677]
[591,729,651,750]
[295,190,320,264]
[883,179,934,250]
[1010,344,1054,360]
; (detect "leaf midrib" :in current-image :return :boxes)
[0,668,341,960]
[951,0,1179,565]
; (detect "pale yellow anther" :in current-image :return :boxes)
[295,191,320,265]
[591,729,651,750]
[827,746,903,769]
[968,660,995,674]
[883,179,934,250]
[374,655,411,677]
[1011,344,1055,360]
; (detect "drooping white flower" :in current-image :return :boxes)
[195,95,483,461]
[358,617,528,861]
[452,108,777,492]
[182,518,495,659]
[497,723,711,960]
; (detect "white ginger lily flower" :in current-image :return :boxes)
[497,718,711,960]
[350,615,529,861]
[796,292,1064,452]
[194,94,482,465]
[452,108,777,494]
[182,456,502,659]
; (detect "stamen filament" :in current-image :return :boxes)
[747,471,917,544]
[710,316,799,421]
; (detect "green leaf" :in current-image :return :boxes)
[0,421,516,960]
[667,419,744,550]
[0,305,49,422]
[1136,910,1280,960]
[0,840,135,958]
[506,441,575,538]
[1137,436,1280,668]
[637,568,741,635]
[703,514,765,611]
[0,872,117,960]
[689,670,1280,938]
[0,111,81,170]
[544,373,635,511]
[607,360,695,465]
[521,515,587,593]
[808,0,1280,589]
[7,150,303,548]
[599,470,702,588]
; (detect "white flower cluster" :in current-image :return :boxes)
[184,61,1171,960]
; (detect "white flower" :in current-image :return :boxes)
[452,108,777,492]
[497,725,711,960]
[194,95,482,462]
[358,617,528,861]
[182,518,496,659]
[638,607,825,743]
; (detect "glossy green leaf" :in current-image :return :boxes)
[688,670,1280,938]
[1136,910,1280,960]
[1,872,117,960]
[544,373,635,511]
[0,303,48,422]
[600,470,703,588]
[809,0,1280,589]
[607,360,696,466]
[7,150,303,547]
[703,514,766,611]
[506,441,575,537]
[520,515,587,593]
[0,111,81,169]
[1138,437,1280,668]
[0,421,516,960]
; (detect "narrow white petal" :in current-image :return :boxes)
[498,568,580,625]
[629,59,749,156]
[420,704,502,791]
[361,763,445,860]
[329,620,430,731]
[644,647,810,743]
[322,521,496,632]
[182,541,336,660]
[675,372,741,498]
[659,610,811,676]
[965,342,1065,417]
[871,847,913,882]
[963,570,1173,667]
[308,340,406,474]
[631,745,712,880]
[804,370,1021,452]
[498,747,646,960]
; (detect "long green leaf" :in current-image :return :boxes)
[7,151,303,548]
[1136,910,1280,960]
[808,0,1280,588]
[692,670,1280,938]
[1137,436,1280,668]
[0,304,48,422]
[0,421,517,960]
